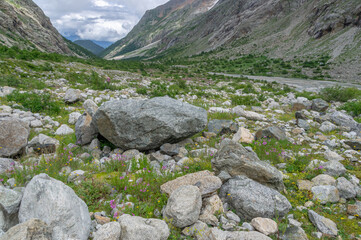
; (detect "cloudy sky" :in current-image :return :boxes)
[33,0,169,43]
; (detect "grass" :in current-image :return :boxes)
[6,91,63,116]
[231,95,261,106]
[340,100,361,117]
[320,85,361,102]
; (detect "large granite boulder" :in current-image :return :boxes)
[213,139,284,191]
[219,176,291,221]
[0,118,29,157]
[18,174,91,240]
[93,97,207,151]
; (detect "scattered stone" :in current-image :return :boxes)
[330,111,358,131]
[232,127,254,144]
[336,177,357,199]
[75,113,98,145]
[311,185,340,204]
[160,171,222,197]
[322,161,346,177]
[19,174,91,240]
[311,174,336,186]
[308,210,338,236]
[251,217,278,236]
[199,195,224,226]
[0,219,52,240]
[93,97,207,151]
[297,180,314,191]
[54,124,74,135]
[255,126,287,141]
[207,120,237,135]
[210,228,272,240]
[68,112,82,125]
[93,222,121,240]
[219,176,291,221]
[311,99,329,112]
[64,88,82,103]
[282,226,309,240]
[319,121,337,133]
[213,139,284,191]
[118,214,169,240]
[297,119,310,131]
[68,170,86,185]
[160,143,180,156]
[0,186,23,231]
[324,150,344,161]
[182,220,215,240]
[28,134,59,154]
[163,185,202,228]
[0,118,30,157]
[83,99,98,117]
[232,106,266,121]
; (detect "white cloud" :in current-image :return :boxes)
[33,0,169,42]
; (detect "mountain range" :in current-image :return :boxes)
[1,0,361,81]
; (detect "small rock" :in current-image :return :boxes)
[308,210,338,236]
[251,217,278,236]
[311,185,340,204]
[55,124,74,135]
[93,222,121,240]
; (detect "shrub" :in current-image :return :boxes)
[231,95,261,106]
[340,100,361,116]
[7,91,62,115]
[320,86,361,102]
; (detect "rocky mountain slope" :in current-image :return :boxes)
[103,0,361,81]
[0,0,74,55]
[74,40,105,56]
[101,0,220,59]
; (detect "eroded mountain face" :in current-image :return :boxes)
[0,0,72,55]
[103,0,361,64]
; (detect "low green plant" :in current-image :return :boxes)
[7,91,62,116]
[231,95,261,106]
[340,100,361,117]
[320,86,361,102]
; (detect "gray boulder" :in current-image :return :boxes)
[336,177,356,199]
[93,222,121,240]
[330,111,359,131]
[0,219,52,240]
[219,176,291,221]
[83,99,98,117]
[308,210,338,236]
[118,214,169,240]
[64,88,82,103]
[255,126,287,141]
[322,161,346,177]
[0,118,29,157]
[213,139,284,191]
[163,185,202,228]
[0,186,23,231]
[297,119,310,131]
[19,174,91,240]
[75,113,98,145]
[54,124,74,135]
[28,134,59,154]
[281,226,308,240]
[93,97,207,151]
[207,120,238,135]
[311,99,329,112]
[311,185,340,204]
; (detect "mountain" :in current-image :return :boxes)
[101,0,220,59]
[74,40,105,56]
[0,0,73,55]
[103,0,361,80]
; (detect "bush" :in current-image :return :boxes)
[320,85,361,102]
[7,91,62,115]
[231,95,261,106]
[340,100,361,116]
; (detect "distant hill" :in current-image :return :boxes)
[74,40,104,56]
[0,0,73,55]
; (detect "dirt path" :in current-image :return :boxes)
[211,73,361,92]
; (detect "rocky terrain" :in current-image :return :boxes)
[0,45,361,239]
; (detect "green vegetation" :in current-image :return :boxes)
[320,85,361,102]
[6,91,62,116]
[340,100,361,117]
